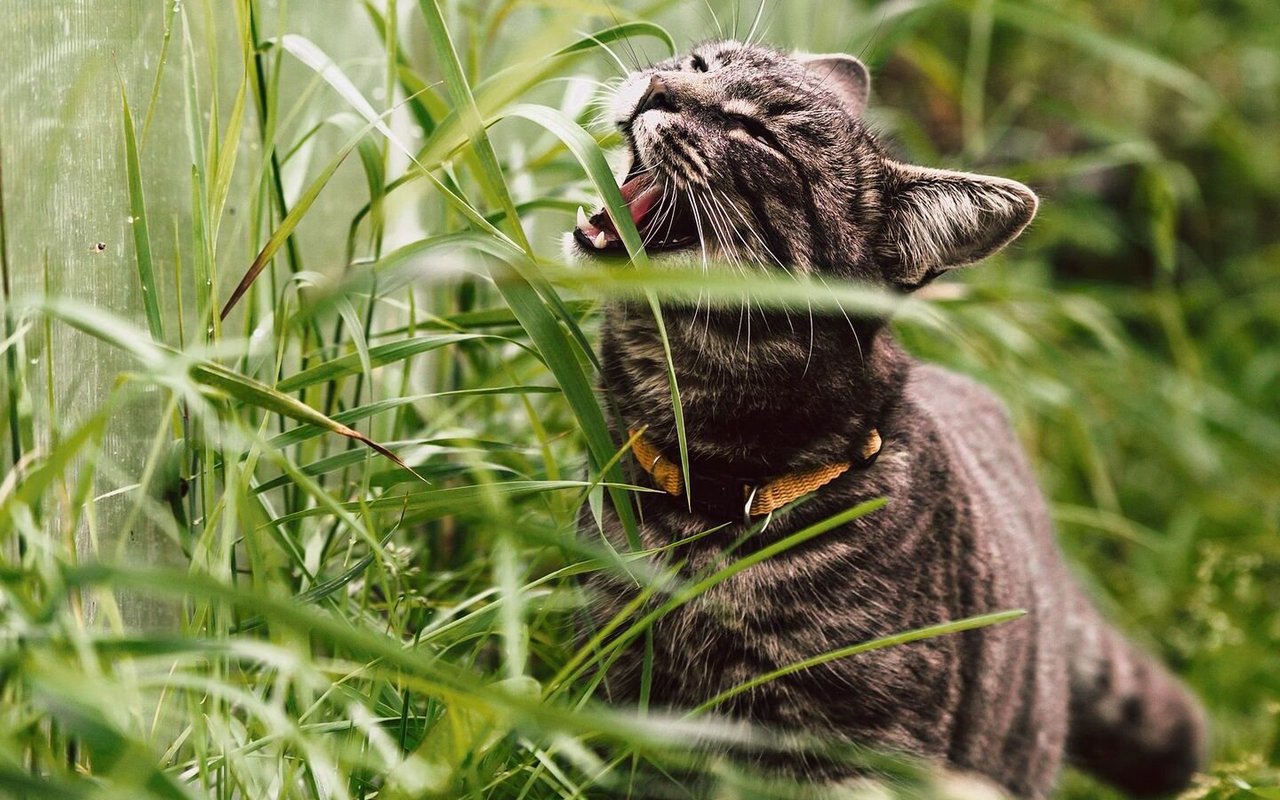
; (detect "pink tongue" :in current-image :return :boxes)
[619,179,662,226]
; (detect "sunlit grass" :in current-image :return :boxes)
[0,1,1277,798]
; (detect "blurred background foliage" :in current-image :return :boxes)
[0,0,1276,798]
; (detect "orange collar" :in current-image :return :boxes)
[629,428,882,518]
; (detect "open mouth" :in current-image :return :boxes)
[572,162,700,255]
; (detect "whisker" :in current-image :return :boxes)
[698,190,761,358]
[548,76,624,89]
[642,178,680,250]
[818,273,864,367]
[700,0,724,39]
[697,191,735,268]
[601,1,645,70]
[687,190,715,344]
[745,0,770,48]
[714,189,783,272]
[580,30,631,77]
[711,188,810,355]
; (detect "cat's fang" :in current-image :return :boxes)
[577,206,589,230]
[592,231,608,249]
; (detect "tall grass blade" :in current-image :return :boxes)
[220,123,371,320]
[274,333,492,392]
[0,134,23,474]
[417,22,676,171]
[119,79,165,344]
[190,361,424,481]
[416,0,530,252]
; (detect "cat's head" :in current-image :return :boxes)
[569,40,1037,289]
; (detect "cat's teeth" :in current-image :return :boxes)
[577,206,589,230]
[593,232,608,249]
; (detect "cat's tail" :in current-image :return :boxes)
[1065,594,1209,797]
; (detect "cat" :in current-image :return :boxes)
[568,40,1207,799]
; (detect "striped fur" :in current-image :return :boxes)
[575,41,1207,798]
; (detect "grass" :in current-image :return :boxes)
[0,0,1278,798]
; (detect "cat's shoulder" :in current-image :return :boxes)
[903,362,1015,438]
[900,362,1041,514]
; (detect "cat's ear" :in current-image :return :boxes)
[880,161,1038,288]
[798,53,870,117]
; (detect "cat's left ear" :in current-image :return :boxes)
[798,53,870,117]
[880,161,1038,289]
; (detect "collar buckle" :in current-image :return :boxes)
[743,484,760,524]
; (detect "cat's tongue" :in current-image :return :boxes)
[619,176,662,227]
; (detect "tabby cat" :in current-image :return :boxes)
[568,40,1206,798]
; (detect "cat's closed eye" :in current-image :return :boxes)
[727,114,780,151]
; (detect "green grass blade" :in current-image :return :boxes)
[275,34,411,156]
[207,6,251,242]
[417,22,675,171]
[138,0,178,149]
[539,262,933,324]
[189,359,423,481]
[351,213,663,544]
[362,0,441,136]
[416,0,530,253]
[220,118,381,320]
[118,78,165,344]
[258,478,616,525]
[551,21,675,57]
[491,262,644,547]
[264,386,556,449]
[252,451,514,493]
[30,672,196,800]
[0,132,25,475]
[274,333,494,392]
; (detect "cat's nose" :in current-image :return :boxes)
[637,75,676,114]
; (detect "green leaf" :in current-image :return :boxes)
[389,676,542,797]
[30,665,197,800]
[418,21,675,171]
[416,0,530,253]
[189,358,424,481]
[118,78,164,344]
[264,386,558,450]
[274,333,490,392]
[264,480,633,526]
[220,127,360,320]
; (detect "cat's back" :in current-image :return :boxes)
[904,363,1050,545]
[903,362,1072,796]
[901,361,1066,630]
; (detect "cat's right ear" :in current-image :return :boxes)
[879,161,1038,289]
[798,54,870,117]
